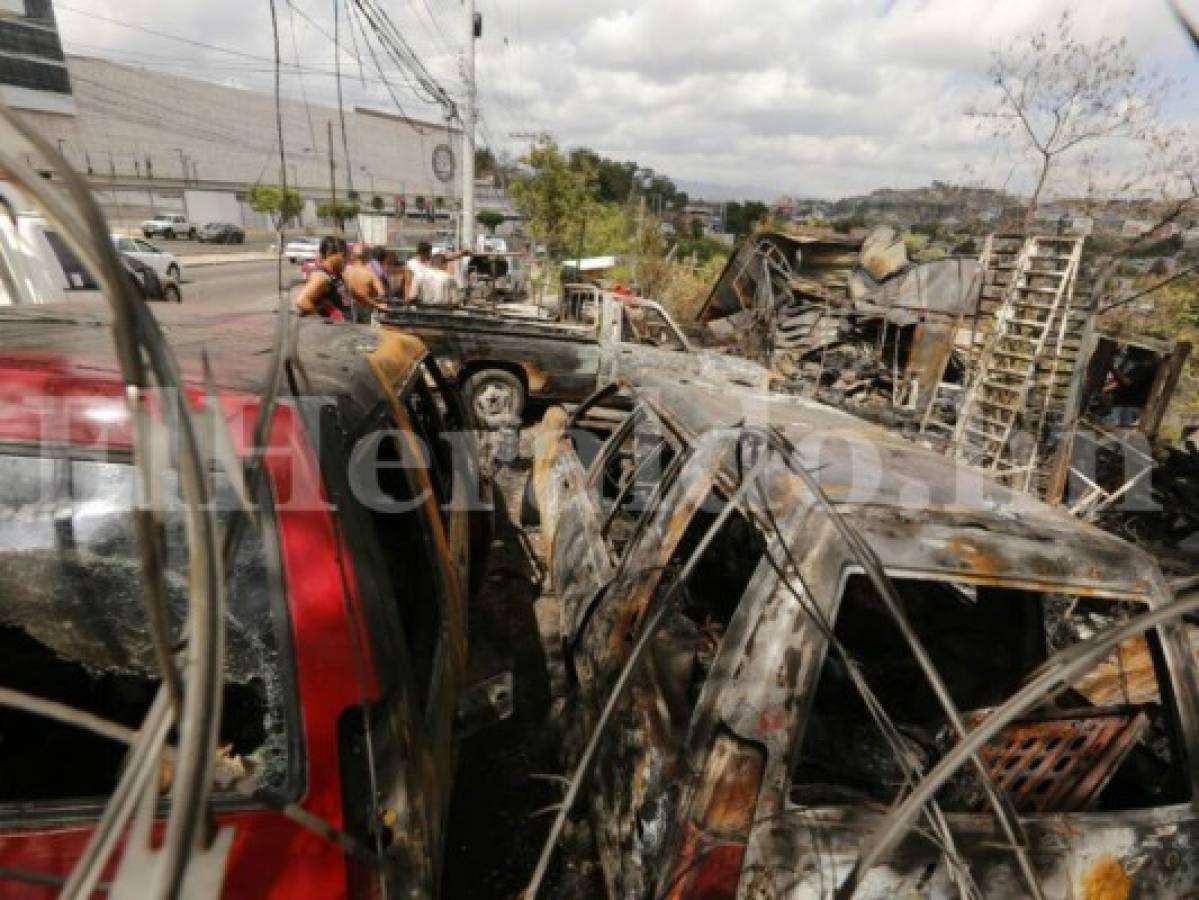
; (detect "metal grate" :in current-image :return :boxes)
[970,709,1150,813]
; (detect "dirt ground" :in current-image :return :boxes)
[442,439,601,898]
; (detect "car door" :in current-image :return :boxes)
[544,416,768,898]
[365,334,469,886]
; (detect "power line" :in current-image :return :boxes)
[286,1,321,154]
[333,0,354,193]
[59,6,450,107]
[353,0,457,117]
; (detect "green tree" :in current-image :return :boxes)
[477,209,505,234]
[724,201,769,237]
[475,146,498,178]
[316,200,360,229]
[510,140,598,257]
[247,183,303,228]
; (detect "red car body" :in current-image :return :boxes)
[0,305,483,897]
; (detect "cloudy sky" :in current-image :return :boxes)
[59,0,1199,200]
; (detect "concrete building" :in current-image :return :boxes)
[10,52,484,234]
[0,0,75,115]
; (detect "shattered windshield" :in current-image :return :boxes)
[0,453,293,805]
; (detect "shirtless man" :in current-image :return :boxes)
[343,244,388,323]
[294,236,348,319]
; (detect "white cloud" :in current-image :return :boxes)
[62,0,1199,199]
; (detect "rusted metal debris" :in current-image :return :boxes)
[963,708,1152,814]
[700,228,1195,576]
[525,371,1199,899]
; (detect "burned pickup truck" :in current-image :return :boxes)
[528,376,1199,898]
[381,286,772,428]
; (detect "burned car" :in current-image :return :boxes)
[529,375,1199,898]
[0,304,495,897]
[382,286,772,429]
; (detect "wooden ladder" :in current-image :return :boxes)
[950,235,1084,482]
[921,233,1021,436]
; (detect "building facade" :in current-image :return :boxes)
[0,0,74,115]
[9,52,481,233]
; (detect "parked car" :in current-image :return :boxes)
[0,199,177,306]
[120,252,180,302]
[112,233,183,282]
[0,304,499,897]
[286,236,320,264]
[529,376,1199,899]
[198,222,246,244]
[141,214,197,240]
[382,286,773,429]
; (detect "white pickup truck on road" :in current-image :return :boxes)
[140,214,196,240]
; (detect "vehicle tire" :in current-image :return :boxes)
[164,284,182,303]
[164,229,175,240]
[143,229,153,239]
[235,233,245,244]
[463,368,525,430]
[189,229,197,240]
[167,264,180,281]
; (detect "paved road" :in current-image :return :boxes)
[132,236,275,255]
[177,259,300,312]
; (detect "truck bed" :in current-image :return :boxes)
[380,305,598,345]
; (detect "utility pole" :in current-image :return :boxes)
[327,120,340,234]
[461,0,478,254]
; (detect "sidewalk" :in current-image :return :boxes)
[177,251,279,268]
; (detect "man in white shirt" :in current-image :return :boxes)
[413,253,457,306]
[403,241,433,302]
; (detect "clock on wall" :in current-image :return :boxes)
[432,144,455,183]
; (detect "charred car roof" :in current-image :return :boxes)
[629,373,1163,600]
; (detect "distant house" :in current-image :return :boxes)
[1121,219,1155,238]
[1150,221,1181,240]
[1034,205,1070,223]
[679,202,721,234]
[1067,215,1094,235]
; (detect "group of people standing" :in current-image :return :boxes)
[295,237,463,321]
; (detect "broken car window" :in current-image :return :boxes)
[621,305,686,352]
[0,454,293,806]
[648,489,766,741]
[790,577,1186,814]
[594,409,682,555]
[353,424,444,716]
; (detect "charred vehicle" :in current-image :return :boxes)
[528,375,1199,898]
[0,301,499,897]
[381,286,772,428]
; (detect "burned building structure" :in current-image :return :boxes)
[697,228,1195,572]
